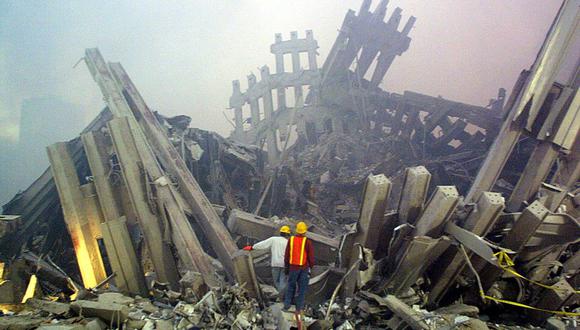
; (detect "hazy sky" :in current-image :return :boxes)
[0,0,562,141]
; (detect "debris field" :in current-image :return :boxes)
[0,1,579,329]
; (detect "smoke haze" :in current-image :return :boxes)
[0,0,562,204]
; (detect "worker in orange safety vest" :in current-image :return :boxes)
[283,221,314,312]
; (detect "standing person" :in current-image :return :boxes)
[243,226,291,296]
[284,221,314,312]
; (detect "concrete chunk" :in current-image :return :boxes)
[85,318,107,330]
[71,300,129,325]
[27,298,71,315]
[97,292,135,306]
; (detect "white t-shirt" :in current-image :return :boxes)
[253,236,288,268]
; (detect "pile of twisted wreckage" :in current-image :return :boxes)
[1,1,579,329]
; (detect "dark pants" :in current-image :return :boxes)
[271,267,287,298]
[284,268,309,311]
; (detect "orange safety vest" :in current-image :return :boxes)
[289,236,308,266]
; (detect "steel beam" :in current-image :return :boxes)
[342,174,391,297]
[479,200,549,291]
[100,217,148,296]
[105,59,239,276]
[428,192,504,304]
[107,117,180,288]
[397,166,431,224]
[414,186,459,237]
[232,251,263,304]
[507,141,560,212]
[47,143,107,288]
[384,236,451,295]
[465,71,529,202]
[109,117,218,288]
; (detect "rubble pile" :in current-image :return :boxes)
[225,2,513,222]
[1,284,265,329]
[0,114,264,277]
[1,0,579,329]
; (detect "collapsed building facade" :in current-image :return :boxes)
[0,0,579,329]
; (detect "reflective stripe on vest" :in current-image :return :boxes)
[289,236,308,266]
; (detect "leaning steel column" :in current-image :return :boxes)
[479,200,549,292]
[413,186,459,237]
[108,117,180,288]
[507,141,560,211]
[47,142,107,288]
[272,33,287,111]
[354,2,390,77]
[464,72,528,202]
[290,31,303,102]
[397,166,431,224]
[370,14,415,88]
[247,74,261,128]
[306,30,318,71]
[428,192,504,304]
[109,117,218,288]
[81,131,148,295]
[106,60,239,276]
[232,250,263,304]
[260,65,280,164]
[342,174,391,297]
[230,80,245,138]
[551,132,580,189]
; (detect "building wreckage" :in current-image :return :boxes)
[0,0,579,329]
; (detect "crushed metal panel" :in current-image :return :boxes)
[445,223,497,265]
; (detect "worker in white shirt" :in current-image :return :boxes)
[243,225,291,296]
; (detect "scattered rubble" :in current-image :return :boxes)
[1,0,578,329]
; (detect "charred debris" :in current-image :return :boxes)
[1,1,579,329]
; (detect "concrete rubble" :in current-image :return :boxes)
[1,0,579,329]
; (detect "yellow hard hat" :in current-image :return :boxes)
[279,225,291,234]
[296,221,308,234]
